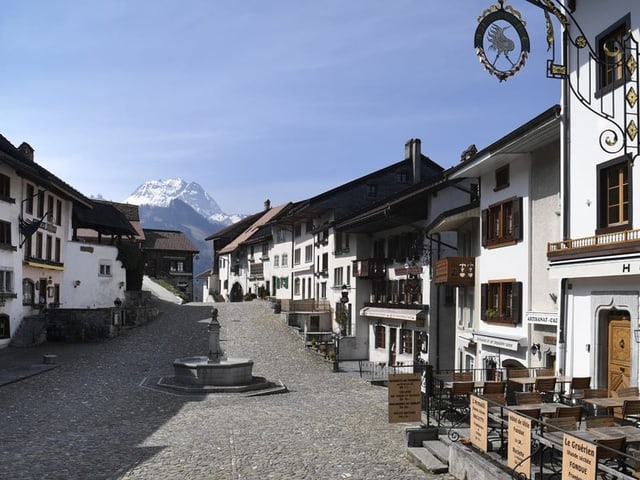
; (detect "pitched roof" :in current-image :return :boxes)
[204,211,263,241]
[142,229,199,253]
[218,203,290,254]
[0,134,92,207]
[73,200,139,237]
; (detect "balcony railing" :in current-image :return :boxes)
[353,258,387,279]
[547,228,640,261]
[281,299,331,312]
[433,257,475,286]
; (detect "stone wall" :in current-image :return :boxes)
[45,290,158,342]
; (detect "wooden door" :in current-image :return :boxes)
[608,316,631,393]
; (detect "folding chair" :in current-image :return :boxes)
[535,377,557,403]
[585,416,618,428]
[560,376,591,405]
[595,436,627,478]
[621,400,640,426]
[554,405,583,429]
[515,391,543,405]
[583,388,609,417]
[536,368,555,377]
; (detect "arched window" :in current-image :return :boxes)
[22,279,35,306]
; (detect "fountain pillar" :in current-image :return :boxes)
[207,308,225,363]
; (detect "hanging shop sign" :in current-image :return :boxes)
[474,0,530,81]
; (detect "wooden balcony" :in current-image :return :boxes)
[353,258,387,279]
[434,257,475,286]
[547,228,640,262]
[281,299,331,312]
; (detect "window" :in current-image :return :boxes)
[294,277,301,295]
[55,200,62,226]
[294,224,302,238]
[396,171,409,184]
[45,235,52,261]
[335,231,349,254]
[482,197,523,248]
[598,158,630,231]
[261,242,269,258]
[481,281,522,324]
[37,190,44,217]
[0,270,13,293]
[375,325,386,349]
[0,174,10,201]
[273,255,279,268]
[47,195,54,221]
[99,262,112,276]
[305,220,314,233]
[495,165,509,191]
[281,253,288,267]
[373,239,385,258]
[54,238,61,263]
[367,183,378,198]
[35,232,43,258]
[25,184,34,214]
[320,282,327,299]
[321,252,328,275]
[294,248,301,266]
[305,245,312,263]
[334,267,343,287]
[597,15,630,92]
[22,279,34,305]
[276,228,286,242]
[170,261,184,272]
[400,329,413,354]
[0,220,11,246]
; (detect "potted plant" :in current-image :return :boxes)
[485,308,500,319]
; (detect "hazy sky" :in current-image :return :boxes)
[1,1,560,215]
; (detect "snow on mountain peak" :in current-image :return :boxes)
[125,178,224,218]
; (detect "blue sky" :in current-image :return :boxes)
[0,1,560,215]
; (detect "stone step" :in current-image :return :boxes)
[406,447,448,474]
[422,439,450,465]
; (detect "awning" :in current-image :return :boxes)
[25,261,65,271]
[428,206,479,234]
[360,307,426,328]
[472,332,526,352]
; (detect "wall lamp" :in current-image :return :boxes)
[634,329,640,343]
[530,343,541,355]
[74,280,81,288]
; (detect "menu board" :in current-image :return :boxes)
[507,411,531,477]
[561,434,596,480]
[388,373,422,423]
[470,395,489,452]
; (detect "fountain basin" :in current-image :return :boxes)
[173,356,254,386]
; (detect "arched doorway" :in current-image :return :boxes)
[229,282,244,302]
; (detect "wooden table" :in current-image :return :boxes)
[489,402,569,418]
[582,395,640,411]
[507,375,573,389]
[544,424,640,447]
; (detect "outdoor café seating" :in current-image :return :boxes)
[595,436,627,478]
[515,391,543,405]
[482,381,505,395]
[553,404,583,429]
[443,381,475,421]
[559,376,592,405]
[534,376,557,402]
[620,400,640,426]
[586,415,619,428]
[583,388,610,416]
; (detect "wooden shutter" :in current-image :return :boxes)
[512,197,523,241]
[512,281,522,324]
[481,209,488,247]
[480,283,488,320]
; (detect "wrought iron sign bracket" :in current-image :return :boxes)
[475,0,640,164]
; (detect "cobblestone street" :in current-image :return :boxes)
[1,300,454,479]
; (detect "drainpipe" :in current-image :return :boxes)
[558,278,567,376]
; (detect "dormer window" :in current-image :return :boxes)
[367,184,378,198]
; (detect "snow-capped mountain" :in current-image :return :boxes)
[125,178,244,224]
[123,179,247,300]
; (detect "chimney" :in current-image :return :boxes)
[411,138,421,184]
[18,142,34,162]
[264,199,271,211]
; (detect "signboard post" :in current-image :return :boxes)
[388,373,422,423]
[470,395,488,452]
[507,412,532,477]
[561,434,596,480]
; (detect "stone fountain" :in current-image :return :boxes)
[158,308,283,394]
